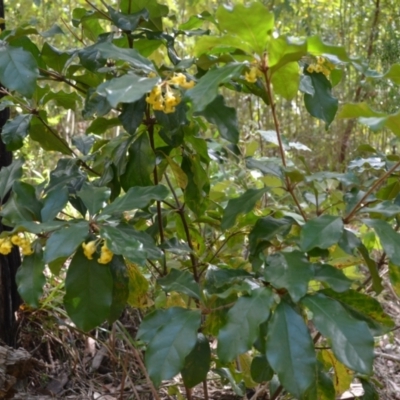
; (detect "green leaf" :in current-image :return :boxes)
[221,188,268,230]
[186,63,244,112]
[108,255,129,324]
[118,99,146,135]
[357,243,383,294]
[384,63,400,85]
[265,251,314,302]
[85,117,120,135]
[41,42,73,73]
[246,157,283,178]
[100,224,148,265]
[213,368,245,396]
[97,74,159,108]
[79,41,156,73]
[137,307,201,387]
[301,293,374,375]
[217,288,274,363]
[197,94,240,144]
[1,114,32,150]
[41,186,68,222]
[120,133,155,190]
[313,263,352,292]
[42,90,82,111]
[11,181,42,220]
[338,102,384,119]
[269,36,307,73]
[321,289,394,336]
[304,69,338,127]
[101,185,168,216]
[108,7,149,31]
[251,355,274,383]
[83,88,112,118]
[0,42,39,97]
[64,246,113,331]
[300,215,344,252]
[30,112,72,155]
[266,301,316,398]
[157,269,201,300]
[363,218,400,265]
[0,158,23,202]
[16,244,45,308]
[43,222,89,264]
[216,3,274,55]
[77,185,111,216]
[271,62,299,100]
[307,36,350,62]
[181,333,211,388]
[248,216,293,254]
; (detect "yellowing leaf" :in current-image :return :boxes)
[127,263,150,308]
[321,350,353,396]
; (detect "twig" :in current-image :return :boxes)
[84,0,112,20]
[260,57,307,222]
[343,159,400,223]
[39,68,87,94]
[375,351,400,363]
[60,17,85,44]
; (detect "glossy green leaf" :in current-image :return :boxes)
[29,112,72,155]
[246,157,283,178]
[304,69,338,127]
[77,185,110,216]
[265,251,314,302]
[271,62,299,100]
[97,74,159,108]
[181,333,211,388]
[300,215,344,252]
[217,288,274,363]
[313,263,352,292]
[248,216,293,255]
[360,379,379,400]
[158,269,201,300]
[266,301,316,398]
[64,246,113,331]
[269,36,307,73]
[216,3,274,55]
[41,186,68,222]
[364,218,400,265]
[321,289,394,336]
[186,63,244,112]
[11,181,42,220]
[100,224,148,265]
[41,42,73,73]
[42,90,82,111]
[79,41,155,73]
[197,94,239,144]
[357,244,383,294]
[16,244,45,308]
[108,255,129,324]
[43,222,89,264]
[1,114,32,151]
[137,307,201,386]
[0,158,23,202]
[118,99,146,135]
[301,293,374,375]
[338,102,384,119]
[0,43,39,97]
[307,36,350,61]
[101,185,168,215]
[108,7,149,31]
[86,117,120,134]
[83,89,112,118]
[251,355,274,383]
[221,188,268,230]
[120,133,155,190]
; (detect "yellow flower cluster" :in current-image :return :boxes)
[244,66,262,83]
[82,240,113,264]
[0,234,34,256]
[146,73,195,114]
[307,56,335,77]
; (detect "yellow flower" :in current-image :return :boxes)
[317,56,325,64]
[307,65,315,73]
[98,242,113,264]
[0,238,13,255]
[244,66,259,83]
[169,73,195,89]
[11,234,23,246]
[82,240,97,260]
[314,64,323,73]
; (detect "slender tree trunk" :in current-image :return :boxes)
[0,0,22,346]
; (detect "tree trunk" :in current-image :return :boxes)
[0,0,21,347]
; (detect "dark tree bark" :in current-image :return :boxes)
[0,0,22,346]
